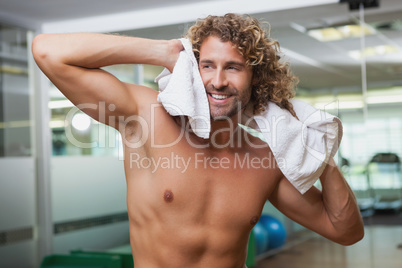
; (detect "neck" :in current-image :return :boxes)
[184,104,259,150]
[207,110,243,150]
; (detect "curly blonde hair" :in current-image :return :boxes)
[186,13,298,117]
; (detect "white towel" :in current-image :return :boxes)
[253,100,342,194]
[156,38,210,139]
[155,39,342,194]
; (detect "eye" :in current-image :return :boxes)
[228,66,239,71]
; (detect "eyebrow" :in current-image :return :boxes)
[227,61,246,67]
[200,59,213,64]
[200,59,246,67]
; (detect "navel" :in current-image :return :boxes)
[250,215,259,225]
[163,189,174,203]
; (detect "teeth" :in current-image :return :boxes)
[211,94,229,100]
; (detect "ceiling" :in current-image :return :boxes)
[1,0,402,94]
[0,0,202,25]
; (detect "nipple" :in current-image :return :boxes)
[250,216,259,225]
[164,190,174,203]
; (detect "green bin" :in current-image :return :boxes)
[71,249,133,268]
[40,254,122,268]
[246,229,256,267]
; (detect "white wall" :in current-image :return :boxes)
[0,157,37,268]
[51,156,128,252]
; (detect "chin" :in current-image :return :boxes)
[210,111,239,121]
[210,115,230,121]
[210,109,230,121]
[209,102,244,121]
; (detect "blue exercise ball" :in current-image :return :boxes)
[259,215,287,249]
[253,221,269,254]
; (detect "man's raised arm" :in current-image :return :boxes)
[269,158,364,245]
[32,33,182,128]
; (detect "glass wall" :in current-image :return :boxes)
[49,86,122,157]
[0,24,31,157]
[0,24,37,268]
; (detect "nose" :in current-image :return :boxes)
[211,69,228,90]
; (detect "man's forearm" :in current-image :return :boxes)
[33,33,178,71]
[320,158,364,245]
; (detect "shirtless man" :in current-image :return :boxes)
[33,13,364,268]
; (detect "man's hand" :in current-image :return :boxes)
[166,39,184,72]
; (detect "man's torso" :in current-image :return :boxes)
[121,102,282,268]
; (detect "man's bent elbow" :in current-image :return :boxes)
[32,34,65,74]
[32,34,48,63]
[338,226,365,246]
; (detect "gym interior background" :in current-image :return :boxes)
[1,0,402,267]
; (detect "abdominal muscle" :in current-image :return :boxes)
[128,215,250,268]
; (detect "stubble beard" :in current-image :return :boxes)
[207,84,250,121]
[210,100,251,123]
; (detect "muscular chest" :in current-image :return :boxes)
[126,148,280,230]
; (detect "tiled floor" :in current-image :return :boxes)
[256,226,402,268]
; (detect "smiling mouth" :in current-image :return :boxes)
[209,93,231,100]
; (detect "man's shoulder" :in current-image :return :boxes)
[240,128,270,151]
[239,129,285,174]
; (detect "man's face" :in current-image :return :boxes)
[199,36,253,121]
